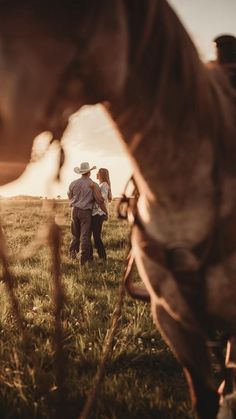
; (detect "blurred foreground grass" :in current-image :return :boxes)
[0,198,193,419]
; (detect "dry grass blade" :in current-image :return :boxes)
[0,223,26,340]
[48,218,67,418]
[78,265,127,419]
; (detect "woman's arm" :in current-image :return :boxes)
[91,183,108,214]
[100,182,110,201]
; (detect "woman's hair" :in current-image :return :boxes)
[98,168,112,201]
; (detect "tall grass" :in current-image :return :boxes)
[0,199,193,419]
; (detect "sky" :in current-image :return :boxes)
[0,0,235,198]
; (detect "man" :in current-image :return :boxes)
[214,34,236,89]
[68,161,106,265]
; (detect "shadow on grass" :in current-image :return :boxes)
[109,350,182,378]
[105,238,128,251]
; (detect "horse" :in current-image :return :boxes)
[0,1,236,418]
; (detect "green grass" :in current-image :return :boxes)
[0,199,194,419]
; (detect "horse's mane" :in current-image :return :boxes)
[124,0,236,173]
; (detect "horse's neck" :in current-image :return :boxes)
[110,0,209,197]
[108,1,236,246]
[109,0,236,248]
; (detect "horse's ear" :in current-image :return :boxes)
[82,0,128,101]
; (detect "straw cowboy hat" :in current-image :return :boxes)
[74,162,96,174]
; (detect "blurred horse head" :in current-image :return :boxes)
[0,1,236,418]
[0,0,128,183]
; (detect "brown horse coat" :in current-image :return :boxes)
[0,1,236,418]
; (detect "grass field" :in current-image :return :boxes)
[0,198,194,419]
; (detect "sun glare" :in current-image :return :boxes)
[0,105,132,198]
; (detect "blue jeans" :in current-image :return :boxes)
[91,214,106,260]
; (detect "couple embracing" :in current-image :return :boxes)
[68,162,112,265]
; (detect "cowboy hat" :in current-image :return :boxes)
[74,162,96,174]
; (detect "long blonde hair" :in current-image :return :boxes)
[98,168,112,202]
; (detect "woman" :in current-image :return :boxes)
[91,168,112,260]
